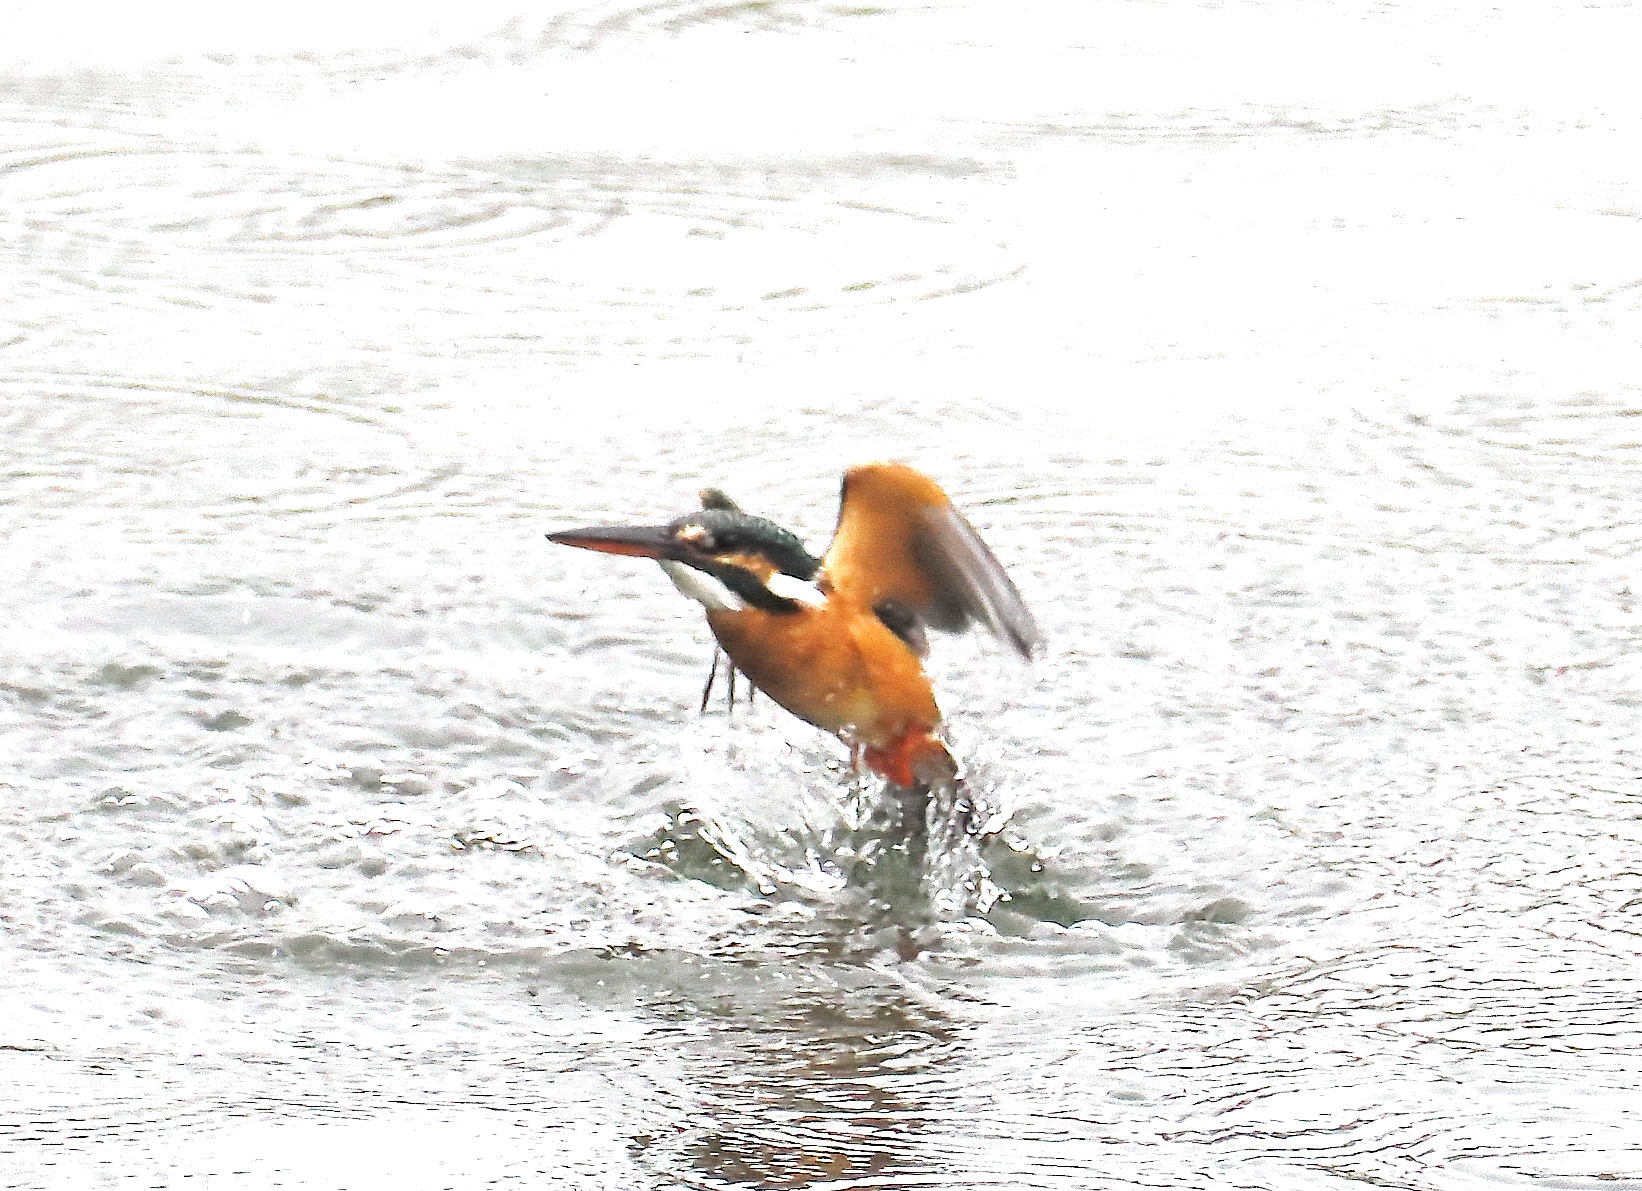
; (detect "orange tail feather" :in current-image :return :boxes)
[864,730,957,788]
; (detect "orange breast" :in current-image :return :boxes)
[705,599,940,750]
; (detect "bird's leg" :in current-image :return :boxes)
[699,647,722,713]
[726,661,738,712]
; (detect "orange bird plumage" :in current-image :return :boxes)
[547,462,1040,787]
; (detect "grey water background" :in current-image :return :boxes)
[3,1,1641,1187]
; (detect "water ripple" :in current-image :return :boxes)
[0,373,460,536]
[3,143,1020,353]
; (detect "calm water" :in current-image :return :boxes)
[4,2,1641,1188]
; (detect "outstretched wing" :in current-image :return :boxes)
[821,462,1041,659]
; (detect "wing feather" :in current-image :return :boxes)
[821,462,1041,660]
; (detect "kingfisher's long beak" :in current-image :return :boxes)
[546,525,677,560]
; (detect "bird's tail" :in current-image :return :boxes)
[865,729,958,790]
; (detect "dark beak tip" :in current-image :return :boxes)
[545,524,675,561]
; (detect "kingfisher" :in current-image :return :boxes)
[547,462,1040,788]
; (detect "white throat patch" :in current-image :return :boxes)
[765,572,827,608]
[659,560,744,613]
[658,561,826,613]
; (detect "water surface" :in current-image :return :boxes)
[3,2,1641,1187]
